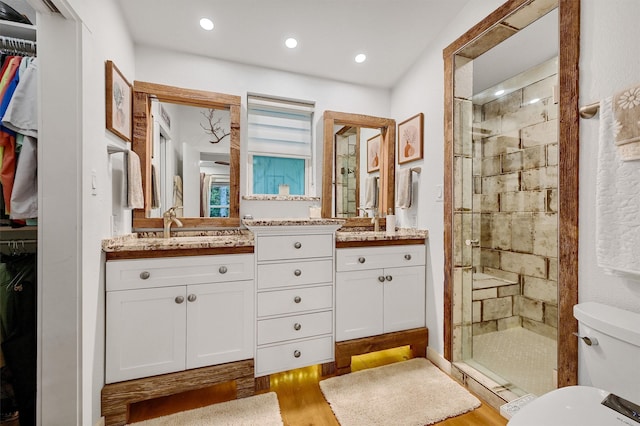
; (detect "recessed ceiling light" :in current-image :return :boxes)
[355,53,367,63]
[285,38,298,49]
[494,89,505,96]
[200,18,214,31]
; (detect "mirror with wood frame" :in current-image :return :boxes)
[131,81,241,229]
[322,111,396,227]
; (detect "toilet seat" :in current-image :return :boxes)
[508,386,628,426]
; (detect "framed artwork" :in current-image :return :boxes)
[367,134,381,173]
[105,60,133,142]
[398,113,424,164]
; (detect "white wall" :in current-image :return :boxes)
[389,0,506,355]
[134,46,391,219]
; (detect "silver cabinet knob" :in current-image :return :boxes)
[378,276,385,283]
[293,350,301,358]
[175,295,185,304]
[140,271,150,280]
[294,296,302,303]
[385,275,393,282]
[294,242,302,249]
[187,294,197,302]
[294,269,302,277]
[358,257,366,264]
[294,323,302,331]
[404,254,412,260]
[218,266,228,274]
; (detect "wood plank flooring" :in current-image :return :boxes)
[129,347,507,425]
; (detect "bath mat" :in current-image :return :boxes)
[129,392,282,426]
[320,358,480,426]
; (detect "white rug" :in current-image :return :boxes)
[129,392,282,426]
[320,358,480,426]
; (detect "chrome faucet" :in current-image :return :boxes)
[163,206,183,238]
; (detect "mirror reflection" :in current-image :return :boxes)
[131,81,241,229]
[149,100,231,219]
[322,111,395,225]
[333,125,381,218]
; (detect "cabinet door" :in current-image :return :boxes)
[186,280,254,369]
[106,286,186,383]
[335,269,384,341]
[383,265,426,333]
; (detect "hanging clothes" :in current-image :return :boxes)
[0,56,22,216]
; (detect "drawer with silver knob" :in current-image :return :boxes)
[336,245,425,272]
[106,254,254,291]
[257,285,332,317]
[257,259,332,290]
[257,311,332,345]
[256,234,333,261]
[255,335,333,376]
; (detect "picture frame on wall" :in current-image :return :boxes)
[367,134,381,173]
[398,113,424,164]
[105,60,133,142]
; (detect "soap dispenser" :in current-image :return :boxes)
[385,208,396,236]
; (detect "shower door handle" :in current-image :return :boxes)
[465,239,479,247]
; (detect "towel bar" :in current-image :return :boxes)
[579,102,599,119]
[410,167,422,174]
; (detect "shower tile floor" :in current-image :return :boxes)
[469,327,557,397]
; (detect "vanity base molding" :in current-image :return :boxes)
[334,327,428,376]
[254,361,335,392]
[101,359,254,426]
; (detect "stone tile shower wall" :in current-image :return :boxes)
[471,73,559,341]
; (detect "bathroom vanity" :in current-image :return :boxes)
[100,225,428,425]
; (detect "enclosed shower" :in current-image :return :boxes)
[450,5,560,398]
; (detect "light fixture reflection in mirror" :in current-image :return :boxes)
[132,81,241,230]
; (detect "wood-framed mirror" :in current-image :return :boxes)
[131,81,241,229]
[443,0,579,392]
[322,111,396,227]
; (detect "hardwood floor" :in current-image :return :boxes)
[129,347,507,425]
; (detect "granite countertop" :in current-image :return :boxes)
[336,228,429,242]
[102,230,255,252]
[243,218,346,227]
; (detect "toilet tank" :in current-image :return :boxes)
[574,302,640,404]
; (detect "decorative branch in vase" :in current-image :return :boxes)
[200,109,230,143]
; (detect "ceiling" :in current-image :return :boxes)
[116,0,471,89]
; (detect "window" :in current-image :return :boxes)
[209,183,230,217]
[247,94,314,195]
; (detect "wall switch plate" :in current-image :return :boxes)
[436,184,444,202]
[91,170,97,196]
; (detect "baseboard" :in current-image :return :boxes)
[426,346,451,375]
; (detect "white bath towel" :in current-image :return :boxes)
[397,168,412,209]
[127,150,144,209]
[364,175,378,208]
[596,97,640,279]
[612,85,640,161]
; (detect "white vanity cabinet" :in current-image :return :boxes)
[335,244,426,342]
[105,254,254,383]
[247,222,342,378]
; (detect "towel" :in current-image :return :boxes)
[397,168,412,208]
[151,165,160,209]
[612,85,640,161]
[127,150,144,209]
[596,97,640,279]
[364,175,378,208]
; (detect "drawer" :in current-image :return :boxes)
[336,245,425,272]
[257,311,332,345]
[257,259,333,290]
[106,254,254,291]
[256,335,333,376]
[257,234,333,261]
[257,285,332,317]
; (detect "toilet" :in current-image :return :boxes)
[508,301,640,425]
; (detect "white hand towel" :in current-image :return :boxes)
[364,175,378,208]
[127,150,144,209]
[397,168,412,209]
[596,97,640,279]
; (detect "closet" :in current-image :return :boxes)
[1,7,38,426]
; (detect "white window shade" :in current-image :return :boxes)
[247,95,314,157]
